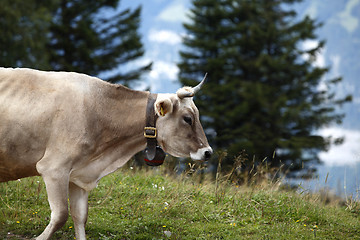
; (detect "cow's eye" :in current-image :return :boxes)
[183,116,192,126]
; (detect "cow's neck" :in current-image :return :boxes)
[58,83,153,191]
[93,84,150,157]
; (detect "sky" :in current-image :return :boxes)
[119,0,360,166]
[120,0,190,93]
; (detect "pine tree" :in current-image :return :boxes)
[48,0,151,85]
[178,0,351,173]
[0,0,52,68]
[0,0,149,85]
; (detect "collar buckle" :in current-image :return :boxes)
[144,127,157,138]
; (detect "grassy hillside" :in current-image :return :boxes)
[1,168,360,239]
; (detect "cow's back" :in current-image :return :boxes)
[0,68,99,182]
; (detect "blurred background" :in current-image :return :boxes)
[1,0,359,198]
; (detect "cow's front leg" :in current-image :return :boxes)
[69,182,89,240]
[36,172,70,240]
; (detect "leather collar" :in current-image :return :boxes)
[143,93,166,166]
[144,93,159,160]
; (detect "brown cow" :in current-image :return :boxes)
[0,68,212,240]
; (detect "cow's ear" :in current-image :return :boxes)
[155,98,173,117]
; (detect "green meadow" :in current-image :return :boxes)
[1,166,360,239]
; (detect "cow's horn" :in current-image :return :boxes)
[177,73,207,99]
[192,72,207,95]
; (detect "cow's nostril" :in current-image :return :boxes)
[204,150,212,160]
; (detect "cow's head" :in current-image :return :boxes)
[154,75,213,161]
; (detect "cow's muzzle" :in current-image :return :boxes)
[190,147,213,161]
[204,149,212,161]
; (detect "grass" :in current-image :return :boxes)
[1,166,360,239]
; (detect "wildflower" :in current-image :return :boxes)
[164,230,172,237]
[16,221,20,224]
[163,225,166,228]
[304,224,306,227]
